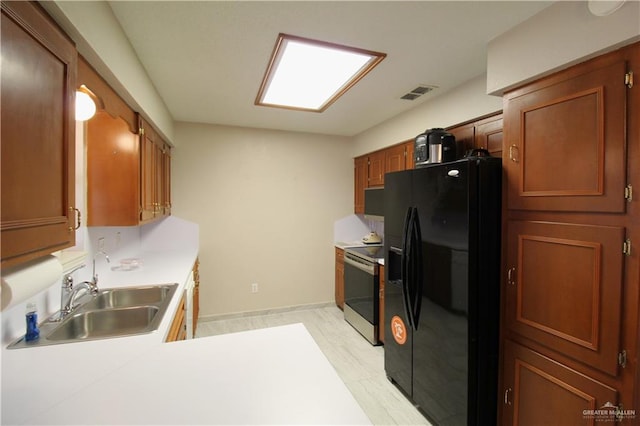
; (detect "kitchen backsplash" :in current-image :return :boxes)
[334,214,384,244]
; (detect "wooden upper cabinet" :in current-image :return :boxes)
[139,118,157,223]
[162,143,172,216]
[368,150,385,187]
[505,220,624,376]
[1,1,77,267]
[86,111,140,226]
[502,340,618,426]
[475,114,503,158]
[139,117,171,223]
[405,141,415,170]
[83,57,171,226]
[503,59,627,213]
[385,144,406,174]
[354,156,368,214]
[448,121,475,158]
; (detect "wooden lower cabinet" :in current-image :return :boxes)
[192,258,200,338]
[502,340,618,425]
[166,293,186,342]
[335,248,344,310]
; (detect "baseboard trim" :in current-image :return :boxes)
[198,301,336,323]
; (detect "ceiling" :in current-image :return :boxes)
[107,1,553,137]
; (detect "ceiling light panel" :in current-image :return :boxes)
[256,34,386,112]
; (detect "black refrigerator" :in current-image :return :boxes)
[384,156,501,426]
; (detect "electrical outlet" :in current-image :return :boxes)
[251,283,259,293]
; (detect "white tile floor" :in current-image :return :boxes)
[195,304,431,425]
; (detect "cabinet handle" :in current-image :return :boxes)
[507,267,516,286]
[69,207,81,230]
[504,387,513,405]
[509,145,519,163]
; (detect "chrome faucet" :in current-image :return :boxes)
[58,264,86,320]
[63,280,99,315]
[92,247,110,288]
[59,246,111,317]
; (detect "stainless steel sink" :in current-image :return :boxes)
[7,283,178,349]
[47,306,160,341]
[82,285,174,310]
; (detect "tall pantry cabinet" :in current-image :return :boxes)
[500,42,639,424]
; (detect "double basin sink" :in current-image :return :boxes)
[8,283,178,349]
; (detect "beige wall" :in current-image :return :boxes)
[351,74,503,157]
[487,0,640,94]
[171,123,352,317]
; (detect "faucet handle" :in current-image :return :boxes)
[63,264,86,289]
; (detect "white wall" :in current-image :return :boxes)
[487,0,640,94]
[171,123,352,317]
[351,74,503,157]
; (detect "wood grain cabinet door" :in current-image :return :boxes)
[475,114,503,158]
[1,2,77,267]
[505,220,624,376]
[354,156,368,214]
[86,112,140,226]
[368,151,385,187]
[502,340,618,426]
[503,60,627,213]
[385,144,406,174]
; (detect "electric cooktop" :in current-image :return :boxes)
[345,245,384,262]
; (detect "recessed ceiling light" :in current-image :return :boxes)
[255,33,386,112]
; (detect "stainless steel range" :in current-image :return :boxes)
[343,245,384,345]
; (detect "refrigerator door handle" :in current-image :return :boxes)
[410,208,423,330]
[401,207,415,330]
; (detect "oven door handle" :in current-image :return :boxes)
[344,254,375,275]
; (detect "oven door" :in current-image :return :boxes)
[343,252,379,344]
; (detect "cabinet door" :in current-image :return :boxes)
[505,220,624,376]
[503,60,627,212]
[87,112,140,226]
[502,340,618,426]
[475,114,503,158]
[1,2,77,267]
[162,144,172,215]
[385,144,406,174]
[448,122,475,159]
[368,151,385,187]
[354,156,368,214]
[405,141,414,170]
[166,294,186,342]
[140,132,156,222]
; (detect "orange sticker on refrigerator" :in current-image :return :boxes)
[391,315,407,345]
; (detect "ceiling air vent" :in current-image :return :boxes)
[401,85,437,100]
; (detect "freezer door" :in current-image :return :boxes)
[384,243,413,397]
[383,169,415,398]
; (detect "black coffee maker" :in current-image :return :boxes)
[414,128,456,168]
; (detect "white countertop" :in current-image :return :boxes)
[1,249,370,425]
